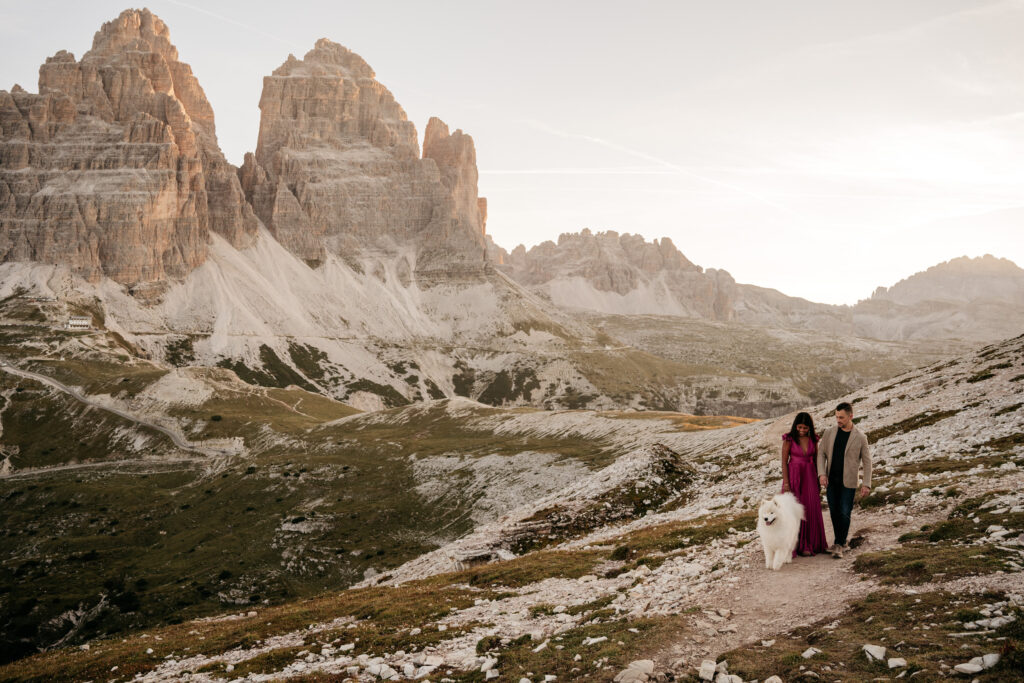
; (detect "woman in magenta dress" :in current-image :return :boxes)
[781,412,828,556]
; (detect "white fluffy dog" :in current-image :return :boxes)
[757,493,805,570]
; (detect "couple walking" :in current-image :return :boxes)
[781,402,872,558]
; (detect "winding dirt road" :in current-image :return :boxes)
[0,361,233,476]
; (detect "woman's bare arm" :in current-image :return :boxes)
[781,439,791,492]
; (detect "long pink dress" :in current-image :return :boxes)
[782,434,828,556]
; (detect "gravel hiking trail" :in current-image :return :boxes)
[656,506,948,668]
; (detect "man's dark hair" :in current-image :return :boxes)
[836,401,853,414]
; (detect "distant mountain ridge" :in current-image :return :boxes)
[493,231,1024,342]
[491,229,736,320]
[867,254,1024,306]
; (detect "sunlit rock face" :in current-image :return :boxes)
[240,39,487,276]
[496,229,738,319]
[0,9,257,287]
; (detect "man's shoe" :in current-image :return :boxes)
[827,544,838,554]
[832,545,844,559]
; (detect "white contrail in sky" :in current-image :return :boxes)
[160,0,303,51]
[482,167,676,175]
[519,119,807,220]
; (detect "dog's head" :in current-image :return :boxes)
[758,498,779,526]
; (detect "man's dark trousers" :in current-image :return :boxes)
[826,484,856,546]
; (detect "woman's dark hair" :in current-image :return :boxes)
[788,412,817,443]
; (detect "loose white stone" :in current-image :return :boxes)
[486,670,500,680]
[863,644,887,661]
[982,653,1001,669]
[145,648,154,654]
[888,657,907,668]
[698,659,717,681]
[614,671,647,683]
[629,660,655,674]
[953,662,983,674]
[802,647,821,659]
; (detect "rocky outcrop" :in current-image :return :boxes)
[239,40,487,275]
[499,229,737,319]
[0,9,256,286]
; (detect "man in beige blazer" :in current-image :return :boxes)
[816,401,871,558]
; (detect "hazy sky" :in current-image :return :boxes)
[2,1,1022,305]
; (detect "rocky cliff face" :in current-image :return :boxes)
[238,40,487,275]
[0,9,256,287]
[499,229,737,319]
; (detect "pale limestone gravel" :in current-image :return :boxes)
[123,339,1024,681]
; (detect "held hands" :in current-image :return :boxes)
[818,475,828,488]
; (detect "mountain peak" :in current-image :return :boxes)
[1,8,256,286]
[88,8,176,62]
[497,229,729,318]
[246,38,486,270]
[272,38,376,80]
[870,254,1024,306]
